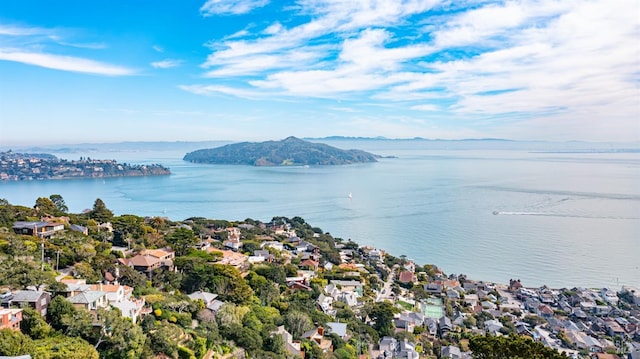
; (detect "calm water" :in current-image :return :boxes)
[1,141,639,289]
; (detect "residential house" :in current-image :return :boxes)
[252,250,274,263]
[600,288,619,305]
[69,224,88,235]
[188,291,218,307]
[90,283,144,323]
[338,291,359,307]
[439,316,453,337]
[591,353,621,359]
[302,326,333,353]
[464,294,479,307]
[620,286,640,306]
[442,345,462,359]
[446,288,461,300]
[425,318,438,336]
[247,255,266,264]
[603,318,626,337]
[123,254,163,277]
[12,221,64,238]
[0,308,22,330]
[330,280,363,296]
[272,326,303,358]
[324,261,334,271]
[424,282,443,294]
[300,259,319,271]
[326,322,348,340]
[140,248,175,266]
[206,248,248,271]
[223,238,242,251]
[509,279,523,292]
[537,304,555,319]
[317,294,335,316]
[67,290,109,311]
[484,319,504,335]
[394,318,415,333]
[260,241,284,251]
[59,279,91,298]
[378,336,398,357]
[398,339,419,359]
[111,298,146,324]
[89,284,132,303]
[6,291,51,316]
[398,271,416,284]
[564,330,605,352]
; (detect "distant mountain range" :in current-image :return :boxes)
[3,137,638,155]
[183,136,379,166]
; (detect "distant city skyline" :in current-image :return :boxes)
[0,0,638,146]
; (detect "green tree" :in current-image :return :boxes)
[47,295,76,332]
[33,336,99,359]
[367,301,398,337]
[284,310,313,339]
[49,194,69,214]
[89,198,113,223]
[469,334,568,359]
[20,307,52,339]
[0,258,58,289]
[264,333,285,356]
[94,308,146,359]
[165,228,198,256]
[0,329,35,356]
[35,197,57,216]
[146,322,181,358]
[216,303,250,328]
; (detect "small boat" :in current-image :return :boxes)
[348,192,352,199]
[493,211,499,215]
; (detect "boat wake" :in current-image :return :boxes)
[492,211,639,220]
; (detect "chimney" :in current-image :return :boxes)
[318,326,324,336]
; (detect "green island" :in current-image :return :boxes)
[183,136,379,166]
[0,196,638,359]
[0,151,171,181]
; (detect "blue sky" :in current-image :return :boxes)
[0,0,638,146]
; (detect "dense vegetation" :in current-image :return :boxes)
[0,196,577,358]
[183,136,379,166]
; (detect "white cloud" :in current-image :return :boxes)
[0,22,136,76]
[151,59,182,69]
[0,24,52,36]
[179,84,267,99]
[411,104,439,111]
[152,45,164,53]
[0,50,135,76]
[189,0,639,141]
[200,0,270,16]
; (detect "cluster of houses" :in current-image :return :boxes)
[5,218,640,359]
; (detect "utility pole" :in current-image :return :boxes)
[56,249,60,271]
[41,236,45,271]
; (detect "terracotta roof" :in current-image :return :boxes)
[89,284,132,296]
[300,259,319,268]
[140,248,173,259]
[398,271,415,283]
[127,254,161,267]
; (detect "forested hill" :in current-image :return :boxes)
[183,136,379,166]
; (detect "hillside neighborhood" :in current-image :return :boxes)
[0,197,638,359]
[0,151,170,181]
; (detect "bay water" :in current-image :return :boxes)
[1,140,638,289]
